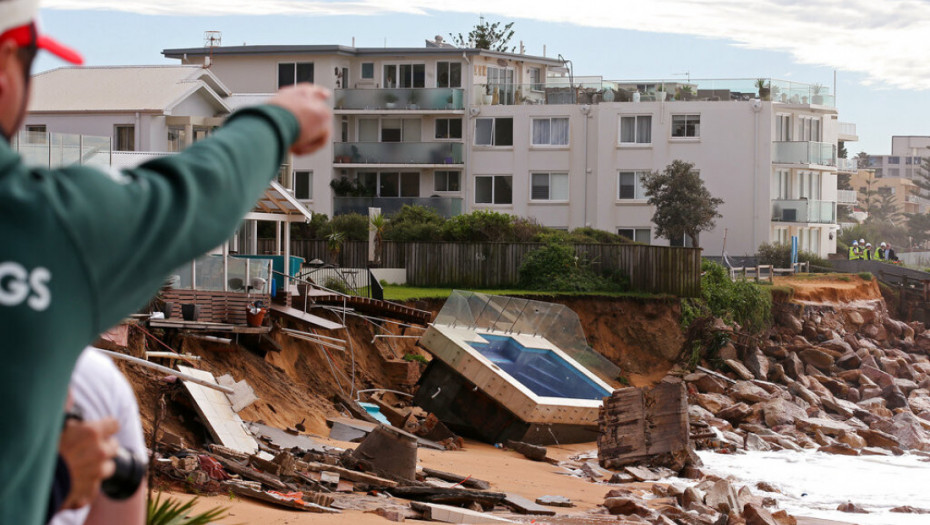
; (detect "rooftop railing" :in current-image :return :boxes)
[473,78,835,107]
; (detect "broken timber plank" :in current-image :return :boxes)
[421,468,491,490]
[410,502,514,523]
[207,454,288,491]
[389,486,506,508]
[299,461,398,488]
[327,417,445,450]
[270,304,344,330]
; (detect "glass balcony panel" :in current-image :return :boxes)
[772,141,837,166]
[836,158,859,172]
[334,88,464,110]
[771,199,836,224]
[333,196,462,218]
[334,142,463,165]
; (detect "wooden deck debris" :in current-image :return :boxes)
[217,374,257,412]
[298,460,399,488]
[327,417,445,450]
[535,495,574,507]
[388,486,506,509]
[421,468,491,490]
[597,380,690,470]
[246,421,329,454]
[504,440,547,462]
[206,454,289,491]
[270,304,344,330]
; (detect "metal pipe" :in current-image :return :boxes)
[98,349,234,394]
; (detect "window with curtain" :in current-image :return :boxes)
[531,118,569,146]
[475,175,513,204]
[531,172,569,200]
[619,115,652,144]
[618,171,647,199]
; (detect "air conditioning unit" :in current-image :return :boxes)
[782,209,797,222]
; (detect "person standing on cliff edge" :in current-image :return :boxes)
[0,1,332,523]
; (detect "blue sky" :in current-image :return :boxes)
[34,0,930,155]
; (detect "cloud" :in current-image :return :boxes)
[43,0,930,89]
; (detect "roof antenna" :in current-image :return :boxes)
[203,31,221,69]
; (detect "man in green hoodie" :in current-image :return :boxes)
[0,1,332,523]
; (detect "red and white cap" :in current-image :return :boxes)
[0,0,83,64]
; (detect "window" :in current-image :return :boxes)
[167,127,186,152]
[436,62,462,88]
[25,124,46,144]
[434,171,460,192]
[115,125,134,151]
[475,175,513,204]
[670,234,696,248]
[531,172,568,201]
[671,115,700,138]
[383,64,425,88]
[618,171,647,200]
[361,171,420,197]
[773,170,790,199]
[192,127,211,143]
[528,67,542,91]
[435,118,462,139]
[475,118,513,146]
[775,114,791,141]
[278,62,313,88]
[888,156,900,164]
[360,118,421,143]
[487,66,514,104]
[888,168,900,178]
[619,115,652,144]
[617,228,651,244]
[293,170,312,200]
[361,62,374,79]
[531,118,569,146]
[798,171,821,200]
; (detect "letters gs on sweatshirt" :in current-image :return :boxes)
[0,261,51,311]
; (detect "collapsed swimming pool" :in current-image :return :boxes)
[469,333,611,400]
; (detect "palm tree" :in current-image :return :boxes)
[369,213,386,265]
[326,231,345,265]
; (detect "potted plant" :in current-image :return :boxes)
[407,89,420,109]
[676,85,694,101]
[383,92,398,109]
[811,84,825,105]
[655,84,667,101]
[755,78,771,100]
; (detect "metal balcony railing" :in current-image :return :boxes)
[334,142,463,165]
[334,87,465,111]
[773,141,837,167]
[771,199,836,224]
[836,190,858,205]
[333,196,463,217]
[836,158,859,172]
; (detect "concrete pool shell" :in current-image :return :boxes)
[414,291,619,444]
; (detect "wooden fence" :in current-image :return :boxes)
[257,239,702,297]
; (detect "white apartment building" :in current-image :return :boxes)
[22,45,851,259]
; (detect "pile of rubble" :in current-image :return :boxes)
[685,301,930,458]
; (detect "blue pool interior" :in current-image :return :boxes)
[469,334,611,400]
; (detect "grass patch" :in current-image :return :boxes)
[381,285,662,302]
[768,285,795,302]
[857,272,873,281]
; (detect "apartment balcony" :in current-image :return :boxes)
[333,142,463,167]
[12,131,111,169]
[836,157,859,172]
[771,199,836,224]
[837,190,858,206]
[772,141,837,167]
[333,196,462,218]
[472,78,835,107]
[838,122,858,142]
[334,88,465,112]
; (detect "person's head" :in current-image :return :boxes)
[859,238,865,245]
[852,240,859,246]
[881,242,887,248]
[0,0,81,142]
[866,242,872,248]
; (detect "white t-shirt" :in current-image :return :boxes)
[49,347,147,525]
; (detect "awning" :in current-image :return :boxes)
[246,180,312,223]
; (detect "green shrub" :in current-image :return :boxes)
[324,213,369,241]
[518,243,613,292]
[683,261,772,334]
[323,276,353,295]
[441,210,515,242]
[858,272,873,281]
[384,205,445,242]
